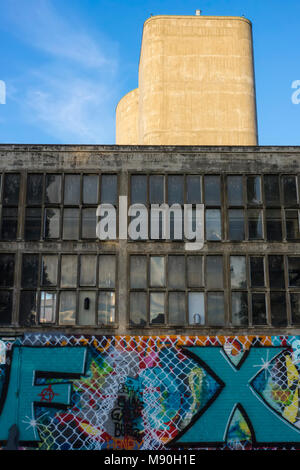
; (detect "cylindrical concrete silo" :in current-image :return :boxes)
[116,14,258,146]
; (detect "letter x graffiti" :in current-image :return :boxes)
[170,346,300,447]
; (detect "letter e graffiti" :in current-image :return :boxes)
[0,346,86,444]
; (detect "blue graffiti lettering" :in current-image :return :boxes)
[173,347,300,446]
[0,346,86,444]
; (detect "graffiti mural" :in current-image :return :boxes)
[1,334,300,449]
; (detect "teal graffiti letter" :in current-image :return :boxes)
[0,346,86,444]
[174,347,300,446]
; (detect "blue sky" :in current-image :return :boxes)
[0,0,299,145]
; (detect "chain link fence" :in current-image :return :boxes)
[1,334,300,450]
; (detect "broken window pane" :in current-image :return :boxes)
[188,292,205,325]
[64,174,80,205]
[80,255,97,286]
[131,175,147,204]
[228,209,245,240]
[25,208,41,241]
[168,256,185,289]
[149,175,164,204]
[45,174,62,204]
[283,175,298,205]
[290,293,300,325]
[186,176,202,204]
[39,291,56,324]
[207,292,224,326]
[252,293,267,325]
[19,291,37,326]
[63,208,79,239]
[232,292,248,326]
[230,256,247,288]
[206,256,223,289]
[268,255,285,289]
[168,175,183,205]
[22,254,39,288]
[101,175,117,205]
[205,209,222,241]
[187,255,203,287]
[0,291,12,325]
[204,175,221,206]
[286,210,300,240]
[82,208,97,239]
[227,176,243,206]
[3,174,20,205]
[150,292,165,324]
[99,255,116,288]
[270,292,287,326]
[169,292,185,324]
[41,255,58,286]
[266,209,282,241]
[27,174,43,205]
[264,175,280,206]
[250,257,265,287]
[61,255,77,288]
[98,291,115,324]
[0,254,15,287]
[44,208,60,239]
[150,256,165,287]
[58,291,76,325]
[130,256,147,289]
[130,292,147,326]
[78,291,96,325]
[288,257,300,287]
[247,176,262,205]
[83,175,98,204]
[248,209,263,239]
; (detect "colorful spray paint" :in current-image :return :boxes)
[1,334,300,450]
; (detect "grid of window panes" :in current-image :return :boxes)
[226,174,300,241]
[129,253,300,328]
[130,174,219,241]
[19,253,116,326]
[130,174,300,242]
[0,173,20,240]
[130,174,222,241]
[230,255,267,326]
[24,173,118,240]
[129,254,225,327]
[229,254,300,327]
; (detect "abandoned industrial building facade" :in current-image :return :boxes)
[1,144,300,334]
[1,14,300,451]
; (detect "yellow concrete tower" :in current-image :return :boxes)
[116,12,258,146]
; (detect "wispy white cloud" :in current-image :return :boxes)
[1,0,120,143]
[24,70,116,143]
[2,0,117,69]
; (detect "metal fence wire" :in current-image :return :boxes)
[1,334,300,450]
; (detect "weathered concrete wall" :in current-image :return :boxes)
[0,145,300,338]
[1,146,300,451]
